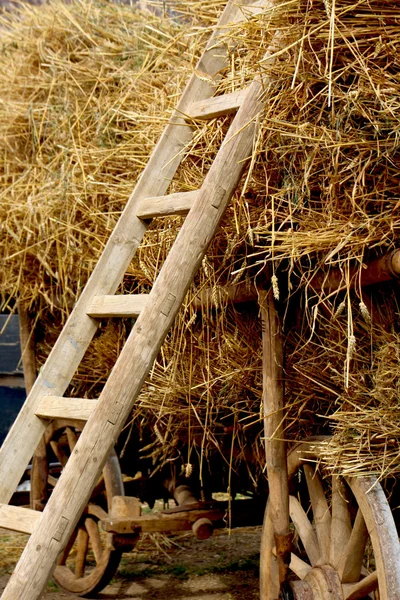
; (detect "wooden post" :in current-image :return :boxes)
[18,301,48,512]
[17,301,37,394]
[259,290,291,588]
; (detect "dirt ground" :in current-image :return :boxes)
[0,526,261,600]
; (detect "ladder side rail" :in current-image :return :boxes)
[0,0,248,505]
[1,39,278,597]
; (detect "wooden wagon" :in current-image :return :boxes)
[0,0,399,598]
[22,258,400,599]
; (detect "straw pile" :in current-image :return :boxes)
[1,0,400,488]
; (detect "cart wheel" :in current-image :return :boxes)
[31,420,126,597]
[260,440,400,600]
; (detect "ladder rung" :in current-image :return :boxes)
[0,504,40,534]
[136,190,198,219]
[35,397,97,421]
[87,294,148,318]
[188,88,249,120]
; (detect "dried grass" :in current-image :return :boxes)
[1,0,400,484]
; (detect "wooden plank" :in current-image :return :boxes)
[136,190,197,219]
[188,88,249,120]
[87,294,148,318]
[2,4,278,599]
[0,504,40,535]
[35,397,97,421]
[0,0,251,508]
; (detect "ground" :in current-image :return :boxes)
[0,526,261,599]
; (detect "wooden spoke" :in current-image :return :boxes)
[289,495,321,566]
[289,553,313,580]
[88,503,109,521]
[330,476,352,568]
[91,475,106,499]
[47,475,58,488]
[65,427,78,453]
[58,527,78,566]
[303,463,331,564]
[85,518,103,564]
[338,509,369,583]
[343,571,378,600]
[49,440,69,468]
[271,542,312,580]
[30,437,49,512]
[75,527,89,579]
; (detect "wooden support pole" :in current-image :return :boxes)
[259,290,290,589]
[17,301,37,394]
[17,302,49,512]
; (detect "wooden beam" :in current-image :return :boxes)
[0,504,40,535]
[193,249,400,310]
[136,190,198,219]
[188,88,249,120]
[311,249,400,291]
[35,397,97,421]
[192,280,260,310]
[86,294,148,318]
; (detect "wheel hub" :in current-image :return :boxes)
[291,566,343,600]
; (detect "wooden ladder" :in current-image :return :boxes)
[0,1,275,597]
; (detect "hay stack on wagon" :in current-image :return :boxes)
[1,0,399,490]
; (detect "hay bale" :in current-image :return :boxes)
[1,0,400,485]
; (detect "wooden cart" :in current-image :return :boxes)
[1,0,399,598]
[27,277,400,600]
